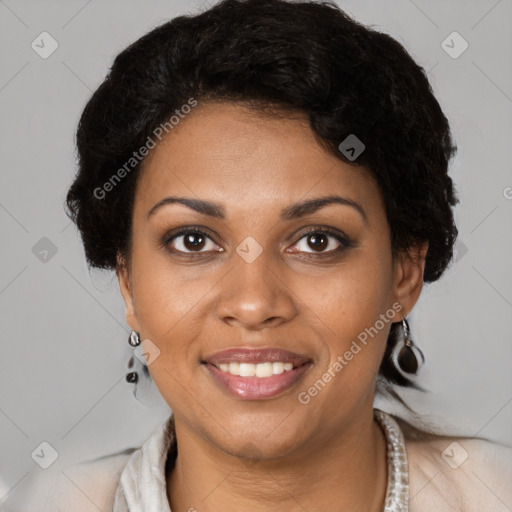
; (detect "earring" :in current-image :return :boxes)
[126,330,141,383]
[395,316,423,374]
[129,330,141,347]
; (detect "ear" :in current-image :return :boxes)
[391,242,428,319]
[116,252,140,332]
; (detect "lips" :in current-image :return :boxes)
[202,347,313,400]
[203,347,311,367]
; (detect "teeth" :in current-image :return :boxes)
[239,363,256,377]
[255,362,273,377]
[217,361,295,377]
[272,362,284,375]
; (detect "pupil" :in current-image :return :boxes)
[184,232,205,250]
[309,233,327,251]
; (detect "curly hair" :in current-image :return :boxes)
[65,0,458,392]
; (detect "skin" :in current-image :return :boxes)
[117,101,427,512]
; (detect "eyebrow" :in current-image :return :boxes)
[147,194,367,223]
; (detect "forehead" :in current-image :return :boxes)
[134,102,382,219]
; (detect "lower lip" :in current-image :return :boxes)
[203,362,312,400]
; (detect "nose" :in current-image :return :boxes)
[215,249,298,330]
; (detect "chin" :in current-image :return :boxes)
[209,411,307,460]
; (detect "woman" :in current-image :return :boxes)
[36,0,512,510]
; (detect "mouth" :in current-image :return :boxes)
[201,347,313,400]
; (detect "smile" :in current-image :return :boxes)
[218,361,294,377]
[202,347,313,400]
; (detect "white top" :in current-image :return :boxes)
[16,410,512,512]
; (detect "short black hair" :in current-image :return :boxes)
[65,0,458,391]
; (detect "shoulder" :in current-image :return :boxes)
[405,431,512,511]
[21,448,136,512]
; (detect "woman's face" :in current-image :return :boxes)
[118,101,424,458]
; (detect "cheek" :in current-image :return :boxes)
[129,256,213,410]
[128,247,213,365]
[323,285,390,368]
[316,248,394,382]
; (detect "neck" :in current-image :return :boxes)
[166,406,388,512]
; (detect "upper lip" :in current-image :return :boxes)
[203,347,312,368]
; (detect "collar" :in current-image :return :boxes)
[113,414,176,512]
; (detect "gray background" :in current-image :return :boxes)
[1,0,511,509]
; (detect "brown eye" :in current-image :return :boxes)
[182,232,206,251]
[305,232,329,251]
[167,230,219,254]
[292,228,349,255]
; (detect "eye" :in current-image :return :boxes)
[162,226,351,257]
[164,228,221,255]
[291,228,350,255]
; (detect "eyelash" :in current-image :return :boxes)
[161,225,352,258]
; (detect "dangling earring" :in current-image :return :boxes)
[129,329,141,347]
[394,316,423,374]
[126,330,141,383]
